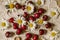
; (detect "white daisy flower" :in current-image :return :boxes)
[47,30,59,40]
[36,18,47,25]
[0,19,9,30]
[35,0,44,7]
[4,0,15,12]
[15,16,26,25]
[25,3,34,14]
[49,8,59,18]
[28,20,36,31]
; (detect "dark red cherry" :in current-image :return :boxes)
[25,38,30,40]
[25,18,29,21]
[21,5,26,10]
[38,8,46,14]
[39,29,45,35]
[33,39,38,40]
[43,15,48,21]
[9,17,14,23]
[5,32,14,38]
[33,34,38,40]
[26,33,32,38]
[23,12,28,18]
[16,28,22,35]
[34,13,40,18]
[15,3,22,9]
[21,25,27,30]
[29,16,35,21]
[45,22,51,28]
[5,32,11,37]
[13,23,18,29]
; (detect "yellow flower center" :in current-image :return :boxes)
[51,12,56,16]
[9,3,14,9]
[37,0,41,5]
[51,32,56,37]
[29,23,33,28]
[37,19,43,24]
[27,6,31,11]
[1,22,6,27]
[17,19,22,24]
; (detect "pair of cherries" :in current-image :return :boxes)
[15,3,25,10]
[5,32,15,38]
[39,22,52,35]
[34,8,46,19]
[16,25,27,35]
[25,33,38,40]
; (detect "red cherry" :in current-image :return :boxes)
[23,12,28,18]
[13,23,18,29]
[25,38,30,40]
[5,32,11,37]
[34,13,40,18]
[39,29,45,35]
[38,8,46,14]
[33,39,38,40]
[45,22,51,28]
[5,32,14,38]
[15,3,22,9]
[9,17,14,23]
[26,33,32,38]
[29,16,35,21]
[43,15,48,21]
[21,25,27,30]
[25,17,29,21]
[21,5,26,10]
[16,28,22,35]
[33,34,38,40]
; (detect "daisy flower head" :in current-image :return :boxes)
[0,19,9,30]
[27,20,36,31]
